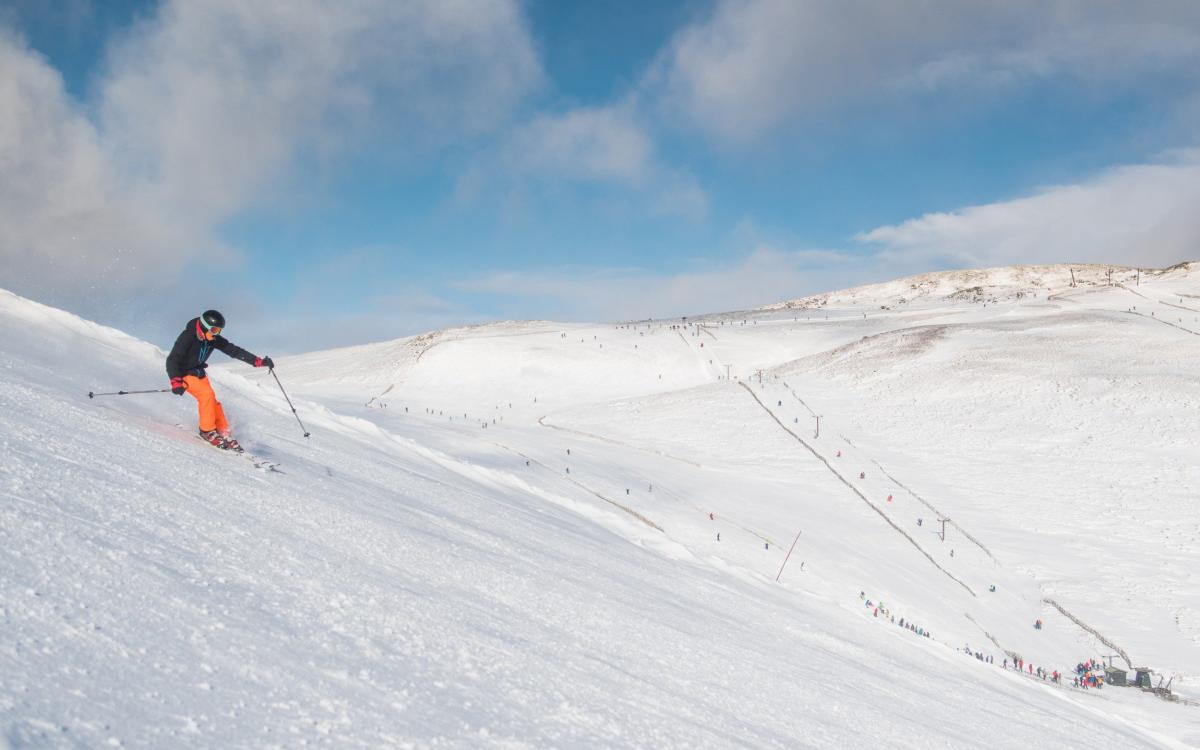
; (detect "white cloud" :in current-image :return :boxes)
[268,286,471,353]
[652,0,1200,141]
[454,246,858,321]
[857,151,1200,269]
[0,1,542,309]
[464,102,708,219]
[512,105,653,183]
[453,149,1200,323]
[99,0,541,233]
[0,29,181,305]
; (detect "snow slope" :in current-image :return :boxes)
[2,263,1199,747]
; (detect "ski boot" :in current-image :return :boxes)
[199,429,230,449]
[219,432,244,453]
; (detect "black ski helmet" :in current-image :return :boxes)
[200,309,225,331]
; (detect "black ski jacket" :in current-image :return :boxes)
[166,317,261,379]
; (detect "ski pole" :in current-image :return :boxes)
[270,368,310,438]
[88,388,172,398]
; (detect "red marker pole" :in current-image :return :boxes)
[775,529,803,582]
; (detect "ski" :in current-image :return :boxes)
[194,433,285,473]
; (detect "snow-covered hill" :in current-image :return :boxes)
[3,263,1200,747]
[763,262,1195,309]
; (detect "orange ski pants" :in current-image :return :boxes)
[183,375,229,433]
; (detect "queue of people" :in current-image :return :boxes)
[860,591,931,639]
[860,590,1117,697]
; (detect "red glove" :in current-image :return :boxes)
[254,356,275,369]
[170,377,187,395]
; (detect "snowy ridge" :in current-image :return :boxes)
[762,262,1196,310]
[3,265,1200,747]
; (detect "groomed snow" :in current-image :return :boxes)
[2,263,1199,748]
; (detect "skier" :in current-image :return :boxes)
[167,310,273,451]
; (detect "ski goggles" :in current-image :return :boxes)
[208,326,222,335]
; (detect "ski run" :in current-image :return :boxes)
[2,263,1200,748]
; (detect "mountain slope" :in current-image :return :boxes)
[2,281,1198,748]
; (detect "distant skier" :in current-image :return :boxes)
[167,310,273,451]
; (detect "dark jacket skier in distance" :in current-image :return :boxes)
[166,309,273,450]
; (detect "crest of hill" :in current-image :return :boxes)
[281,319,564,385]
[763,262,1197,310]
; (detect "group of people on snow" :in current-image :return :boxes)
[861,589,1117,695]
[1074,660,1106,689]
[964,645,994,664]
[899,618,930,638]
[859,592,931,638]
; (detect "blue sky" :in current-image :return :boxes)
[2,1,1199,353]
